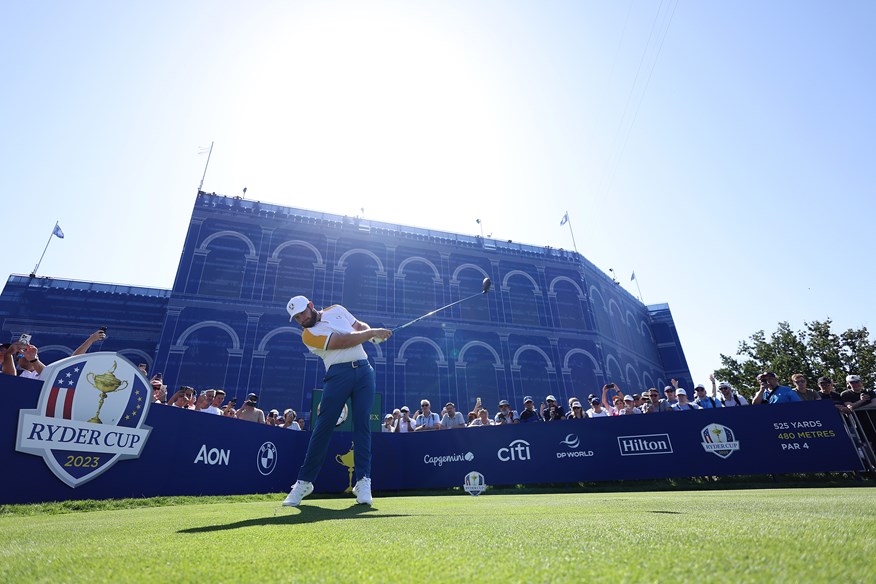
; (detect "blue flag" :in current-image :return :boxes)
[52,224,65,239]
[560,212,569,226]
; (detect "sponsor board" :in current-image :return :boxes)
[15,352,152,487]
[557,434,594,459]
[617,433,673,456]
[497,439,531,462]
[423,451,475,467]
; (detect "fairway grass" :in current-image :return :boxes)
[1,488,873,583]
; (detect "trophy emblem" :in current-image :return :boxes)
[86,361,129,424]
[334,442,355,493]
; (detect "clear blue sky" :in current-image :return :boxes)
[2,1,873,386]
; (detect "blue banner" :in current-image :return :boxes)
[2,371,862,504]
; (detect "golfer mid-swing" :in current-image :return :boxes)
[283,295,392,507]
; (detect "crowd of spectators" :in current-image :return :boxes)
[4,331,874,436]
[380,371,875,431]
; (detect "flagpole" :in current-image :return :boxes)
[198,141,214,192]
[634,275,644,304]
[32,221,58,277]
[565,215,579,254]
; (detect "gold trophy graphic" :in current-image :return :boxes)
[86,361,129,424]
[335,442,355,493]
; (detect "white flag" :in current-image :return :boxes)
[560,212,569,226]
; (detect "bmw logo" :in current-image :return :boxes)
[257,441,278,476]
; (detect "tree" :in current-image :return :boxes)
[714,319,875,399]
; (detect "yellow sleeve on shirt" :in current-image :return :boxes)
[302,328,330,350]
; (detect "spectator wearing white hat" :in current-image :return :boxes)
[541,395,565,421]
[382,414,395,432]
[841,375,874,411]
[566,400,586,419]
[394,406,416,433]
[284,409,302,430]
[671,389,702,411]
[709,374,749,406]
[617,394,641,415]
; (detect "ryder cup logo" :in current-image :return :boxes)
[15,353,152,488]
[463,471,487,496]
[701,424,741,459]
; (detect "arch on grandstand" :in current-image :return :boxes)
[397,256,441,280]
[549,276,585,298]
[625,364,641,389]
[625,310,637,327]
[176,321,241,350]
[451,263,490,283]
[642,371,655,389]
[604,354,623,381]
[589,285,607,311]
[197,230,257,257]
[271,240,324,266]
[336,248,385,273]
[562,348,601,372]
[257,326,298,352]
[456,340,502,367]
[397,336,446,363]
[511,345,553,370]
[608,298,623,319]
[640,320,655,341]
[502,270,540,293]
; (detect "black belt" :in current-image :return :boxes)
[329,359,369,371]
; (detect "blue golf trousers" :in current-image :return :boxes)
[297,359,374,484]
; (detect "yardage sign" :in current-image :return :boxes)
[15,352,153,487]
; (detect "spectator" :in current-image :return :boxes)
[168,388,189,408]
[266,409,281,426]
[495,400,519,424]
[641,388,668,413]
[1,342,19,376]
[468,408,494,427]
[753,372,802,405]
[791,374,821,401]
[440,402,467,429]
[816,377,846,412]
[586,397,609,418]
[284,409,302,430]
[567,400,586,419]
[382,414,395,432]
[391,408,401,426]
[519,396,540,423]
[662,385,679,408]
[841,375,875,412]
[152,383,168,404]
[138,363,148,376]
[394,406,416,433]
[211,390,227,410]
[601,384,625,409]
[414,400,441,431]
[693,384,722,409]
[199,389,223,415]
[541,395,565,421]
[222,397,238,417]
[71,329,108,356]
[192,391,211,412]
[466,411,477,424]
[16,343,46,380]
[632,393,644,409]
[236,393,266,423]
[715,381,749,407]
[671,389,702,411]
[617,394,641,415]
[296,418,306,431]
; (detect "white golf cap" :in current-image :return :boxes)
[846,375,862,383]
[546,395,556,402]
[676,389,687,396]
[286,296,310,321]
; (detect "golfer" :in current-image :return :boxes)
[282,295,391,507]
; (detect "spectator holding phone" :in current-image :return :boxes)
[236,393,266,423]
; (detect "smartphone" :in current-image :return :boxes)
[99,326,107,333]
[607,383,615,389]
[19,333,32,346]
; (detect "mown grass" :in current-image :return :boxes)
[1,488,873,583]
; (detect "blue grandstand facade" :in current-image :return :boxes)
[1,191,692,420]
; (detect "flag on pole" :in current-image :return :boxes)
[560,212,569,226]
[52,223,65,239]
[630,271,636,281]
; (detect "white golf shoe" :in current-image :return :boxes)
[352,477,373,506]
[282,480,314,507]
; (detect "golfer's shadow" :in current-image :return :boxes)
[178,504,406,533]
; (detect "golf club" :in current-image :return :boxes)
[371,277,492,344]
